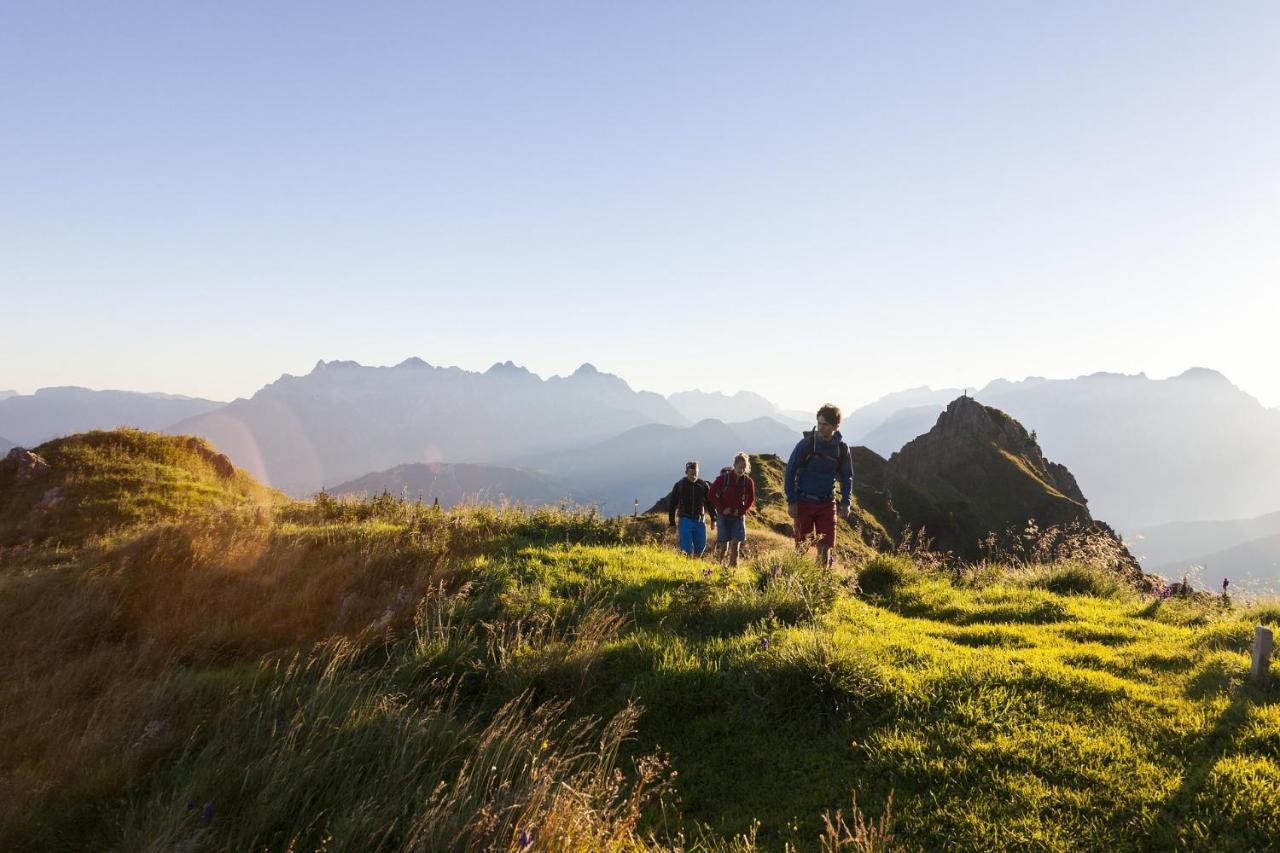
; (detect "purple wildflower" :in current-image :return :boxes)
[760,636,770,651]
[518,829,534,849]
[702,567,713,579]
[201,801,214,822]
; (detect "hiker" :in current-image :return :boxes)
[710,453,755,567]
[667,460,716,557]
[710,465,733,564]
[783,403,853,567]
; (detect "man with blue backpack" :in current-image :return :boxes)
[784,403,854,567]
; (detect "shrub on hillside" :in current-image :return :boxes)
[1020,561,1131,599]
[979,519,1134,576]
[856,555,918,597]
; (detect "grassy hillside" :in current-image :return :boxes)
[0,429,280,549]
[2,431,1279,851]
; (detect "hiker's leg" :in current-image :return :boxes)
[678,517,694,555]
[692,520,707,557]
[794,503,816,554]
[814,503,837,567]
[728,540,740,567]
[713,516,728,563]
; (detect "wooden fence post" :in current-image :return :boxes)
[1252,626,1273,682]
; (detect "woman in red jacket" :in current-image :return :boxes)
[710,452,756,567]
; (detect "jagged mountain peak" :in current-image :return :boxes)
[876,396,1109,559]
[910,395,1043,462]
[310,359,364,373]
[395,357,431,369]
[485,360,535,378]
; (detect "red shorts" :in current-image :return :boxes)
[794,500,836,549]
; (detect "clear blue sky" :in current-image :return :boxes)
[3,2,1278,410]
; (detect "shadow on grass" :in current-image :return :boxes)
[1149,676,1280,850]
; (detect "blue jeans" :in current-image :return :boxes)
[678,516,707,556]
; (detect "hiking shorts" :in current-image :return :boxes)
[794,500,836,549]
[716,514,746,542]
[678,516,707,556]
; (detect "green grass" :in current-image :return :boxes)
[2,431,1279,851]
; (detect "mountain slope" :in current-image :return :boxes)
[667,389,808,430]
[0,387,225,447]
[2,472,1277,849]
[331,462,578,508]
[0,436,14,454]
[1131,510,1280,569]
[172,359,688,495]
[842,385,963,446]
[1154,531,1280,593]
[540,416,797,514]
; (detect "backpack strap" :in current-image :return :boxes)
[800,430,818,469]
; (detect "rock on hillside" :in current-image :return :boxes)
[0,429,277,546]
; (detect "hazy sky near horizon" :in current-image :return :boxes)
[3,3,1278,410]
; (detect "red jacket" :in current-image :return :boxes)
[709,471,755,516]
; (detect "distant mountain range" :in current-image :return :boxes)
[10,362,1279,539]
[0,387,224,447]
[1157,533,1280,594]
[667,390,808,431]
[0,390,18,401]
[534,416,798,513]
[173,359,692,494]
[844,369,1280,530]
[0,436,14,454]
[330,462,578,509]
[1128,510,1280,592]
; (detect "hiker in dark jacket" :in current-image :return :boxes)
[667,461,716,557]
[783,403,853,567]
[709,452,756,567]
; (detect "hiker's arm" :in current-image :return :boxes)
[743,477,755,514]
[783,443,800,505]
[667,483,678,526]
[838,447,853,509]
[703,483,716,521]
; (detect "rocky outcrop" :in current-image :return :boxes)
[1,448,51,483]
[183,437,236,480]
[861,396,1146,584]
